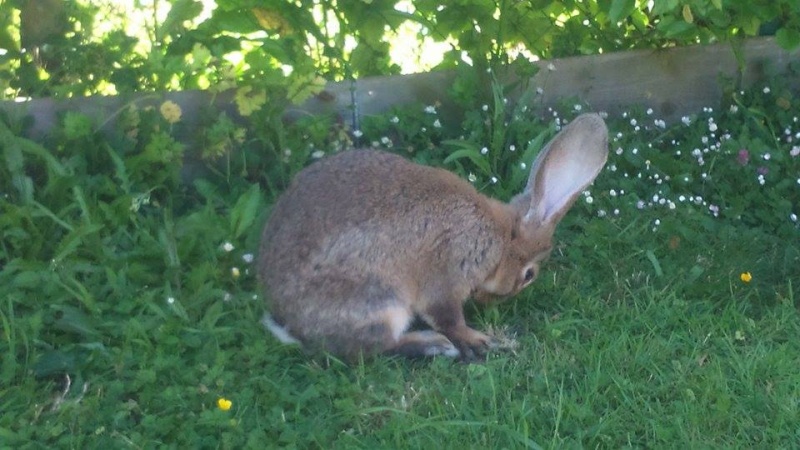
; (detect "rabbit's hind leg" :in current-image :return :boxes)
[386,330,460,358]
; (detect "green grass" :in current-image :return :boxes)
[2,78,800,447]
[4,219,798,448]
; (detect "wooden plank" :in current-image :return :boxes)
[1,37,797,143]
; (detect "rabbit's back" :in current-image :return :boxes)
[258,150,506,327]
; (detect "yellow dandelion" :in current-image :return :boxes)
[160,100,182,124]
[740,272,752,283]
[217,398,232,411]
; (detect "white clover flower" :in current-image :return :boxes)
[380,136,392,145]
[433,119,442,128]
[709,122,718,132]
[222,242,235,252]
[654,219,661,226]
[585,196,594,204]
[223,292,233,302]
[480,147,489,155]
[468,173,477,183]
[520,162,527,170]
[758,174,766,185]
[482,104,489,112]
[615,147,623,155]
[790,146,800,157]
[490,176,498,184]
[631,148,638,155]
[167,296,175,304]
[646,108,654,115]
[791,213,798,222]
[597,210,607,218]
[730,105,739,113]
[636,200,646,209]
[242,253,254,264]
[610,189,617,197]
[424,105,437,114]
[763,153,771,160]
[682,116,691,126]
[763,86,771,94]
[668,201,676,210]
[390,116,400,124]
[630,118,637,127]
[574,104,582,112]
[613,209,620,215]
[654,119,666,128]
[509,144,516,152]
[353,129,364,138]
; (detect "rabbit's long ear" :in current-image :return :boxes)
[523,113,608,226]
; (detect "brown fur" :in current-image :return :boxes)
[258,113,608,360]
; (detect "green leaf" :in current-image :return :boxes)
[442,142,492,175]
[230,184,262,240]
[775,27,800,50]
[608,0,635,23]
[160,0,203,38]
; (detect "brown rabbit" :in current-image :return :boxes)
[258,113,608,360]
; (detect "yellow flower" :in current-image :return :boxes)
[231,267,241,279]
[160,100,182,124]
[217,398,232,411]
[740,272,752,283]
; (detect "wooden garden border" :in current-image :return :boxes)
[1,37,797,144]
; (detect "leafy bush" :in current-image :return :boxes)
[2,0,799,100]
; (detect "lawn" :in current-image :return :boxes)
[1,77,799,448]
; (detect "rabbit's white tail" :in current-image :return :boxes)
[261,313,300,344]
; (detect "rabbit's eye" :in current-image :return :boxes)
[523,268,535,282]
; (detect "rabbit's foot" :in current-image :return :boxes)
[446,326,496,362]
[388,330,460,358]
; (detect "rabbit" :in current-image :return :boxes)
[258,113,608,360]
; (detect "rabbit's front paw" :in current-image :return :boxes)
[448,327,495,362]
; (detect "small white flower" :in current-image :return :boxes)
[709,122,718,132]
[791,213,798,222]
[520,162,527,170]
[480,147,489,155]
[380,136,392,145]
[613,209,620,215]
[585,196,594,204]
[646,108,654,115]
[630,118,637,127]
[242,253,254,264]
[509,144,516,152]
[631,148,638,155]
[791,146,800,157]
[763,86,771,94]
[482,104,489,112]
[222,242,234,252]
[610,189,617,197]
[574,104,583,111]
[758,174,766,185]
[468,173,477,183]
[654,219,661,226]
[730,105,739,113]
[167,296,175,305]
[636,200,646,209]
[424,105,437,114]
[682,116,691,126]
[615,147,623,155]
[654,119,666,128]
[312,150,325,159]
[223,292,233,302]
[433,119,442,128]
[490,176,498,184]
[763,153,771,160]
[390,116,400,124]
[597,210,607,218]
